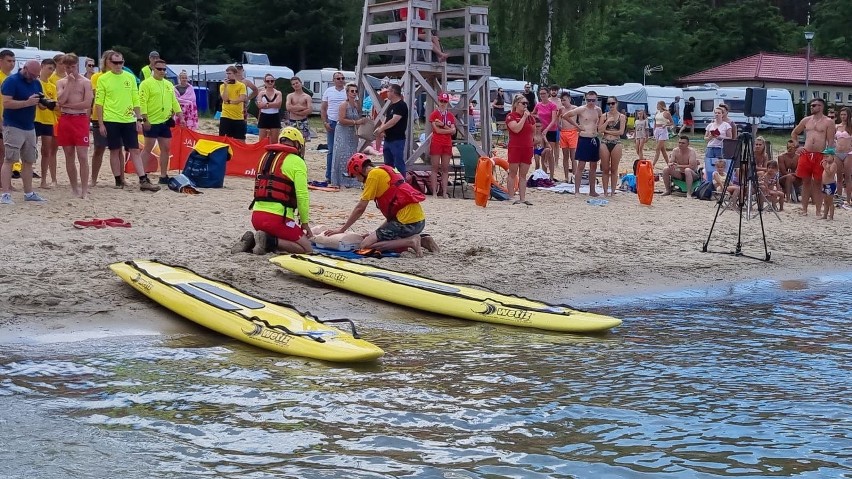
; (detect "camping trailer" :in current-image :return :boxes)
[644,85,684,124]
[681,85,795,130]
[4,47,90,74]
[295,68,357,114]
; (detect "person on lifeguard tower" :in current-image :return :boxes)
[232,126,313,254]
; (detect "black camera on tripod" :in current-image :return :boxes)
[36,93,57,109]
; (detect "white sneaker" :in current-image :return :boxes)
[0,193,13,205]
[24,192,46,202]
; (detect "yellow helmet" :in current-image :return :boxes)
[278,127,305,147]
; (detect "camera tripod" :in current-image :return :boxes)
[702,130,772,262]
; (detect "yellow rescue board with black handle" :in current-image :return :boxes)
[110,260,384,362]
[270,254,622,333]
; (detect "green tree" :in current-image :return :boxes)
[491,0,607,85]
[812,0,852,58]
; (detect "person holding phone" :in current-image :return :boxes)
[704,107,732,182]
[219,66,247,141]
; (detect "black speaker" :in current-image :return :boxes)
[744,87,767,117]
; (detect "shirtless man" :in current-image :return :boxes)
[563,90,602,196]
[791,98,835,216]
[56,53,93,198]
[661,136,700,197]
[285,76,313,142]
[777,139,800,202]
[559,92,579,182]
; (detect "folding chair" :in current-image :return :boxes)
[452,143,479,199]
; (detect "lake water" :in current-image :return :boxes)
[0,274,850,478]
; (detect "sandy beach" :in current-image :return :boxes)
[1,119,850,338]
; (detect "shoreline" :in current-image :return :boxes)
[1,120,851,345]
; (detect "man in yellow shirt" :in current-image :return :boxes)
[139,58,182,184]
[88,49,113,186]
[93,50,160,191]
[324,154,438,257]
[35,58,59,188]
[218,65,247,141]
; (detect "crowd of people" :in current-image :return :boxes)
[0,48,208,203]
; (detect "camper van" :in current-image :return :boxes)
[295,68,357,114]
[681,85,795,130]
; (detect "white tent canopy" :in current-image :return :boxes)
[576,83,647,105]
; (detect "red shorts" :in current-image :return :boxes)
[251,211,303,242]
[684,119,694,126]
[507,146,533,165]
[56,114,91,147]
[796,151,824,180]
[430,142,452,156]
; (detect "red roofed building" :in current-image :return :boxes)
[677,52,852,104]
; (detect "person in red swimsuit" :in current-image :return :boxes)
[790,98,835,216]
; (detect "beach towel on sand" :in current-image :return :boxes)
[312,247,399,259]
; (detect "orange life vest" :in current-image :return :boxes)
[251,144,300,210]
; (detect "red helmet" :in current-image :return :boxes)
[347,153,371,178]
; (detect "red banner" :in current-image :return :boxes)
[126,127,270,177]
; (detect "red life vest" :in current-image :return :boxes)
[251,144,300,210]
[373,165,425,220]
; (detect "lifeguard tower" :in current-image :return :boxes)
[355,0,492,165]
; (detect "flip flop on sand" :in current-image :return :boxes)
[99,218,132,228]
[73,219,106,229]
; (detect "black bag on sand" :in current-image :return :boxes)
[692,180,715,200]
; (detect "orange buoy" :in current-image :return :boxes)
[636,159,654,205]
[475,157,495,207]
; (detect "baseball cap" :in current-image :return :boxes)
[438,92,450,102]
[149,50,160,58]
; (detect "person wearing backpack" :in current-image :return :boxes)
[324,153,439,257]
[668,96,681,130]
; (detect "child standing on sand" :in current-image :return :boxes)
[821,151,838,220]
[533,120,555,180]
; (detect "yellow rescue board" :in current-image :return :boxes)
[110,260,384,362]
[270,254,622,333]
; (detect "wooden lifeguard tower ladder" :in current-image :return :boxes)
[355,0,492,165]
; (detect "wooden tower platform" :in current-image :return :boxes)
[355,0,493,164]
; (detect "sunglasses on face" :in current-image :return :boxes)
[265,79,275,83]
[154,67,166,71]
[334,77,344,80]
[86,64,94,68]
[607,102,616,105]
[111,60,124,65]
[586,98,596,102]
[348,90,357,94]
[810,104,821,108]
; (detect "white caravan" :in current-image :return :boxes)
[4,47,90,74]
[681,85,796,130]
[295,68,357,114]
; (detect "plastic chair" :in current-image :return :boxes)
[452,143,479,199]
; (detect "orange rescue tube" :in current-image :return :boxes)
[475,157,495,207]
[636,159,654,205]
